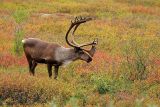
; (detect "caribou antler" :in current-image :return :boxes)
[71,16,98,48]
[65,16,93,48]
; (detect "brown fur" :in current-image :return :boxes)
[23,38,62,79]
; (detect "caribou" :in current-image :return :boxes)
[22,16,98,79]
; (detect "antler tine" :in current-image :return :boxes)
[93,38,98,45]
[75,16,78,22]
[71,20,73,24]
[78,38,98,47]
[79,42,94,47]
[80,16,83,20]
[72,16,92,25]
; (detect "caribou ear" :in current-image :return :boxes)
[87,38,98,57]
[81,38,98,57]
[88,45,96,57]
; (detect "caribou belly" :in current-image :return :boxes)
[62,60,72,67]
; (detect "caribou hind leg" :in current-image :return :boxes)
[25,54,37,76]
[25,54,33,75]
[30,60,37,76]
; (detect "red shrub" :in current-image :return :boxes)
[76,51,122,73]
[130,6,160,16]
[0,54,27,67]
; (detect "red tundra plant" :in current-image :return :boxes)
[0,53,27,67]
[16,54,28,66]
[76,51,122,73]
[0,53,16,67]
[130,5,160,16]
[146,70,160,84]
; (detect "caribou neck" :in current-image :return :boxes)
[55,47,79,64]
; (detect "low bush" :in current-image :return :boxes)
[90,73,132,95]
[12,9,30,56]
[121,37,160,81]
[0,72,74,106]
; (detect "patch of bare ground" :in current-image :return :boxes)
[33,13,73,20]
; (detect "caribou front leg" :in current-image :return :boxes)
[54,65,59,79]
[47,64,52,78]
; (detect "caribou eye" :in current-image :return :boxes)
[79,50,84,54]
[77,49,85,54]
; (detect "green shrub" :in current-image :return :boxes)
[90,73,131,95]
[65,96,79,107]
[121,37,159,80]
[13,30,24,56]
[12,9,30,56]
[13,9,29,24]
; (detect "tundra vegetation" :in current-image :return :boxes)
[0,0,160,107]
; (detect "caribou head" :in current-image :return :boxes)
[65,16,98,63]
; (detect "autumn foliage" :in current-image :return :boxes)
[0,0,160,106]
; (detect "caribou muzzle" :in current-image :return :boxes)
[87,57,92,63]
